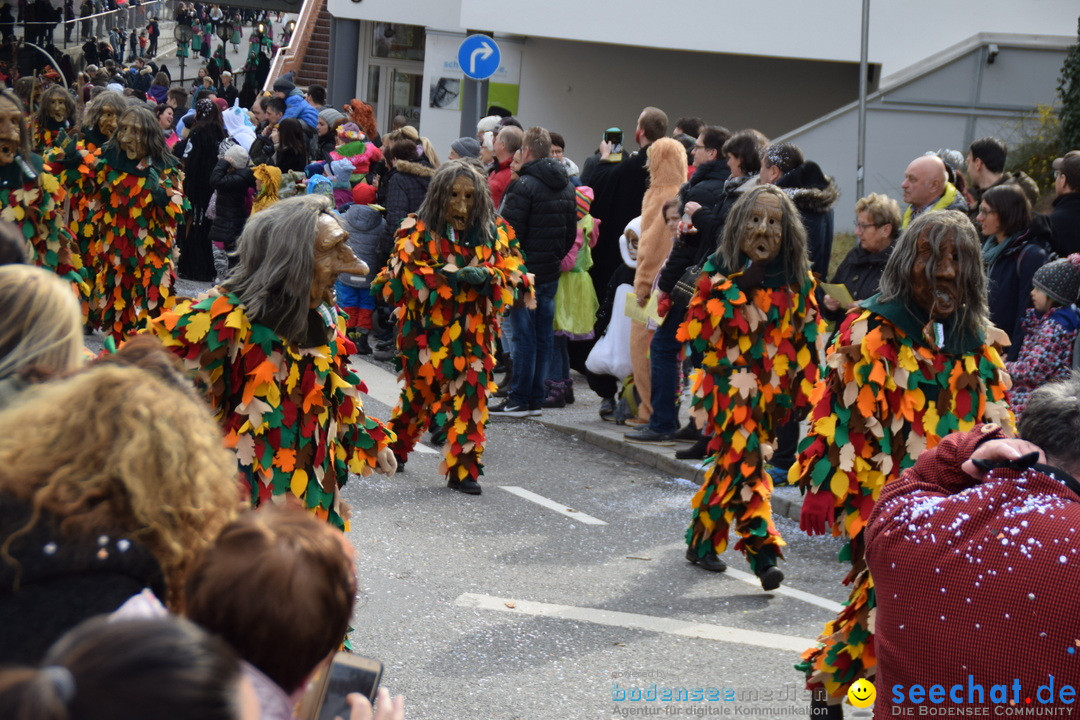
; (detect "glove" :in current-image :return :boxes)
[733,261,765,292]
[799,489,835,536]
[457,266,489,286]
[656,291,671,318]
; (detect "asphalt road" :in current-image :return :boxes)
[342,357,858,720]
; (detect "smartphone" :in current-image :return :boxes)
[603,128,623,154]
[312,653,383,720]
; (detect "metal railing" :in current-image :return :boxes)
[262,0,316,94]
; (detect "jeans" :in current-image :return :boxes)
[648,304,685,433]
[509,280,558,407]
[547,334,569,382]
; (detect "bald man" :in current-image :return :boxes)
[899,154,968,228]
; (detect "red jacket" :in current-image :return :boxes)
[489,156,513,209]
[866,425,1080,712]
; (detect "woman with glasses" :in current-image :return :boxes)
[977,184,1048,361]
[820,193,901,324]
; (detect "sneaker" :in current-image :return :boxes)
[489,399,530,418]
[598,397,616,420]
[527,404,543,417]
[624,427,677,443]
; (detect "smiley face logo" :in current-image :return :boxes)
[847,679,876,708]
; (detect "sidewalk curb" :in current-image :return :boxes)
[533,418,803,525]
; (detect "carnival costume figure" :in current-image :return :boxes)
[33,84,76,156]
[0,90,84,305]
[372,161,530,495]
[677,184,823,590]
[149,194,397,530]
[793,210,1015,710]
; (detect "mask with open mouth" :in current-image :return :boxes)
[0,96,23,167]
[48,95,69,123]
[739,192,783,264]
[911,233,959,321]
[116,115,145,161]
[445,175,474,233]
[98,107,118,138]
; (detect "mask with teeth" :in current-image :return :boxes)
[0,96,23,167]
[910,233,959,321]
[48,95,69,123]
[739,193,783,264]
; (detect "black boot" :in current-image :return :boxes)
[675,435,709,460]
[685,547,727,572]
[354,331,372,355]
[448,478,482,495]
[756,561,784,591]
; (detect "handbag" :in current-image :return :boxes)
[670,262,703,307]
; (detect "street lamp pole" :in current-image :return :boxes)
[856,0,870,200]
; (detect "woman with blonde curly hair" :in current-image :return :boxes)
[0,354,242,666]
[0,265,84,408]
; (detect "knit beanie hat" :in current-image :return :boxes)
[575,186,593,221]
[329,158,354,186]
[1033,254,1080,306]
[319,107,346,127]
[225,144,250,170]
[272,77,295,94]
[352,182,376,206]
[451,136,481,159]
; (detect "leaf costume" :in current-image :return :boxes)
[33,117,72,157]
[0,152,86,306]
[371,217,527,482]
[792,295,1015,701]
[89,145,187,341]
[148,291,394,530]
[677,256,823,573]
[52,130,107,325]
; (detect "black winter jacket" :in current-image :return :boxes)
[985,230,1049,362]
[581,146,650,291]
[208,159,254,245]
[776,160,839,278]
[821,243,894,322]
[340,203,389,288]
[501,157,577,285]
[384,159,434,236]
[1050,192,1080,258]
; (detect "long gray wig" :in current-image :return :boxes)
[877,209,988,339]
[717,183,810,284]
[223,194,335,344]
[417,160,498,243]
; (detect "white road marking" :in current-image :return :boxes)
[455,593,815,652]
[722,567,844,613]
[499,486,608,525]
[352,358,437,454]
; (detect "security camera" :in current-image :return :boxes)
[987,44,999,64]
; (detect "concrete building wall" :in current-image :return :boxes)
[327,0,1079,78]
[418,35,863,178]
[778,40,1070,232]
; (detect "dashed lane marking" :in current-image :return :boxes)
[455,593,815,652]
[499,486,608,525]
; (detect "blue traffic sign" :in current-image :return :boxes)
[458,35,501,81]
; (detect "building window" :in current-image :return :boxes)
[372,23,424,61]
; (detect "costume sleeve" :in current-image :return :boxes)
[486,219,529,312]
[372,218,456,310]
[865,426,1006,550]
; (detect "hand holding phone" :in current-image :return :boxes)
[313,653,384,720]
[339,687,405,720]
